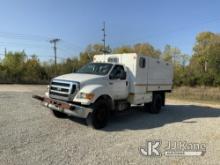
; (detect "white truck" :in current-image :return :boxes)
[33,53,173,129]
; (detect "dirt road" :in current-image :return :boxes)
[0,85,219,165]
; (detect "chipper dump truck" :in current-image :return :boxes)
[33,53,173,129]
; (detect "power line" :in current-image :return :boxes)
[0,15,219,61]
[0,33,82,60]
[0,31,50,42]
[61,40,83,50]
[0,31,83,51]
[0,43,76,63]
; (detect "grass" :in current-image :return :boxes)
[167,86,220,104]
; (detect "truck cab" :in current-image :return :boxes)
[33,53,173,129]
[48,62,128,105]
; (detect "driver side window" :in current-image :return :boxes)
[109,65,126,80]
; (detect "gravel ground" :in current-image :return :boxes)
[0,85,219,165]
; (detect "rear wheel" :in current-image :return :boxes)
[51,109,67,118]
[144,102,151,111]
[145,94,162,114]
[86,99,110,129]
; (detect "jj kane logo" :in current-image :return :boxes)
[139,140,206,157]
[139,140,162,157]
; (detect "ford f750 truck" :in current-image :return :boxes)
[33,53,173,129]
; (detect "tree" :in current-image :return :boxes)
[60,57,79,73]
[113,43,161,58]
[2,51,26,82]
[133,43,161,58]
[113,45,133,54]
[23,55,46,83]
[162,45,182,64]
[190,32,220,86]
[78,44,107,67]
[3,36,220,87]
[162,45,173,62]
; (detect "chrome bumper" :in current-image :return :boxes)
[32,95,92,118]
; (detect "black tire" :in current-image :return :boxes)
[86,99,110,129]
[51,109,67,118]
[144,102,151,112]
[148,94,162,114]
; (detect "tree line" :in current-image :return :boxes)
[0,31,220,86]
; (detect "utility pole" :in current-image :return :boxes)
[102,22,107,54]
[50,38,60,66]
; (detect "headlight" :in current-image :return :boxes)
[77,92,95,100]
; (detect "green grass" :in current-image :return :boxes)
[167,86,220,103]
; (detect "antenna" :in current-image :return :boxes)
[102,21,107,54]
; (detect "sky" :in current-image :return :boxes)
[0,0,220,61]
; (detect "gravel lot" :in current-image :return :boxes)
[0,85,219,165]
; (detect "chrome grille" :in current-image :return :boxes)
[49,80,78,101]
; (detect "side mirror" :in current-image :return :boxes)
[109,74,115,80]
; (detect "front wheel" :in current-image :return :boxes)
[86,100,110,129]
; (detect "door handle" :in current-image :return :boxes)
[126,81,128,86]
[109,82,114,85]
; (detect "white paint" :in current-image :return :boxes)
[51,53,173,105]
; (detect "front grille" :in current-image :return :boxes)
[51,81,70,87]
[49,80,78,101]
[49,92,69,97]
[50,86,69,92]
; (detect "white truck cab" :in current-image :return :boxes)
[33,53,173,129]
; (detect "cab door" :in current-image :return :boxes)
[109,65,128,100]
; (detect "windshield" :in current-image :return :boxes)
[76,63,113,75]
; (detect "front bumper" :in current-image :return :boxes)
[32,95,92,118]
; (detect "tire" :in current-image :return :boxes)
[86,99,110,129]
[144,102,152,112]
[148,94,162,114]
[51,109,67,118]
